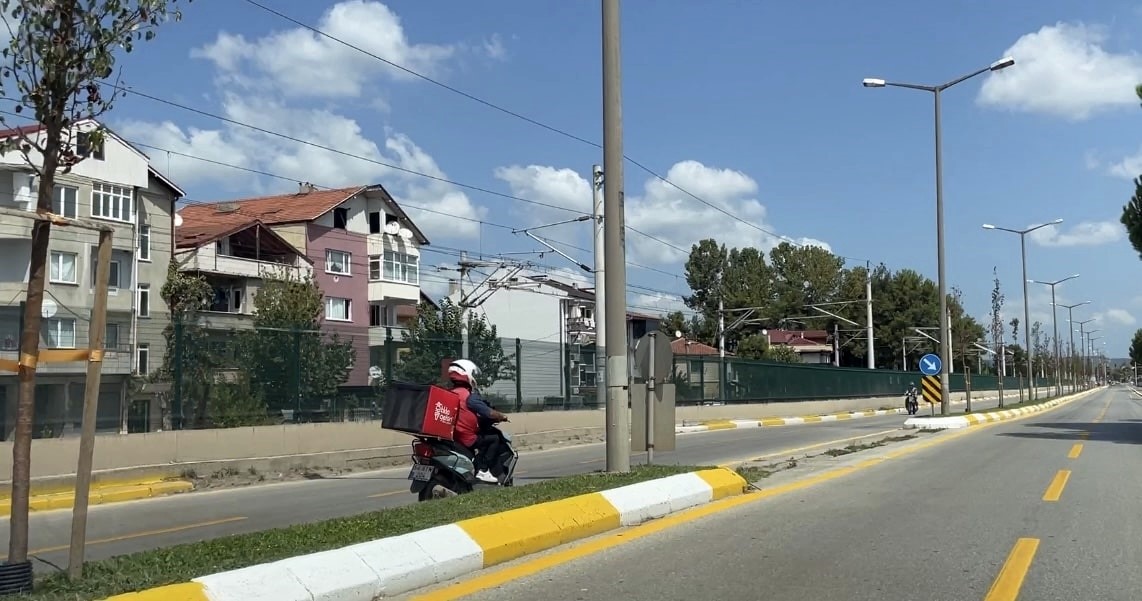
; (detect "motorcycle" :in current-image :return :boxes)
[904,391,919,415]
[408,424,519,502]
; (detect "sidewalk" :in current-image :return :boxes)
[675,393,1005,433]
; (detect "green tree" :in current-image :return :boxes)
[396,298,513,387]
[1121,176,1142,259]
[683,239,773,349]
[990,268,1007,403]
[765,344,802,363]
[767,242,845,319]
[735,334,800,363]
[156,260,214,429]
[233,270,355,413]
[0,0,189,564]
[1129,328,1142,365]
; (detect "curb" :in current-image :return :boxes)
[902,388,1098,431]
[0,479,193,517]
[673,392,1046,433]
[103,468,748,600]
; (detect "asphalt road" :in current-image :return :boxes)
[0,396,1016,572]
[438,387,1140,601]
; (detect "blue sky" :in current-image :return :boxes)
[79,0,1142,357]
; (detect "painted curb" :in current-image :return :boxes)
[101,468,749,601]
[674,392,1037,433]
[0,479,193,517]
[902,389,1100,431]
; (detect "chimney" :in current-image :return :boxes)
[298,181,317,194]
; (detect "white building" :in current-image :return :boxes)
[0,119,185,436]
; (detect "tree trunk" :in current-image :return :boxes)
[9,145,60,563]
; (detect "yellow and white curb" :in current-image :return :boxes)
[675,392,1035,434]
[903,388,1100,431]
[102,468,748,601]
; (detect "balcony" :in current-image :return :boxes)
[181,248,312,280]
[0,344,133,375]
[368,325,409,346]
[195,310,255,332]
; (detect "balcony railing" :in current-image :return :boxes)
[181,251,312,280]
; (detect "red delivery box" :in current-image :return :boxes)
[382,381,461,440]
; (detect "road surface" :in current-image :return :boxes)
[0,395,1010,570]
[431,387,1139,601]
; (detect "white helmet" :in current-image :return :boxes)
[447,359,480,386]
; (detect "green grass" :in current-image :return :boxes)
[20,464,704,601]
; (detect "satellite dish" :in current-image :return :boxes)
[383,220,400,235]
[41,299,57,319]
[398,227,413,240]
[674,330,683,339]
[174,213,183,227]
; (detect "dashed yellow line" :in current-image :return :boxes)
[1067,443,1083,459]
[983,538,1040,601]
[1042,470,1071,502]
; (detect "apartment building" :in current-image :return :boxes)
[176,183,429,386]
[0,120,185,437]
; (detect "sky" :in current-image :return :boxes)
[23,0,1142,358]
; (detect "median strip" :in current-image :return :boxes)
[17,465,743,600]
[0,479,193,517]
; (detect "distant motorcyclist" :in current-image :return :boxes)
[904,382,919,415]
[447,359,508,483]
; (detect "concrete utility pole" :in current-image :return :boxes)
[866,260,875,369]
[602,0,630,473]
[459,251,470,358]
[592,165,607,413]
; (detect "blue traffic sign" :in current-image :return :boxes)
[918,354,942,376]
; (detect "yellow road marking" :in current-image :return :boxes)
[1067,443,1083,459]
[983,538,1040,601]
[1042,470,1071,502]
[0,516,247,561]
[410,396,1088,601]
[368,490,402,499]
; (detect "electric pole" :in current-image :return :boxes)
[592,165,607,412]
[602,0,630,473]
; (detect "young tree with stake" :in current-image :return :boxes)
[0,0,188,574]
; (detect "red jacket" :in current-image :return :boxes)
[452,387,479,448]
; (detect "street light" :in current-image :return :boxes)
[863,56,1016,416]
[1028,272,1079,396]
[1056,301,1091,394]
[981,219,1063,401]
[1074,319,1096,389]
[1087,330,1101,387]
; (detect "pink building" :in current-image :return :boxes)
[178,183,429,386]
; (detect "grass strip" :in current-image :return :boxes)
[20,464,702,601]
[930,394,1063,418]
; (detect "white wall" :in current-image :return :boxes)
[313,193,369,234]
[0,122,150,189]
[461,286,564,342]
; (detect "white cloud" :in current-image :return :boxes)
[1028,221,1122,247]
[1094,308,1137,326]
[1107,150,1142,179]
[977,22,1142,120]
[630,292,691,316]
[193,0,457,99]
[495,160,830,266]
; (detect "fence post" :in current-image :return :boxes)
[514,338,522,411]
[719,357,728,402]
[291,329,302,413]
[563,342,572,409]
[697,357,706,403]
[172,318,183,430]
[384,327,394,386]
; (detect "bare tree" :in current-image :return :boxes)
[990,268,1006,407]
[0,0,188,568]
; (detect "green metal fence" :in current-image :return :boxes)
[673,356,1053,404]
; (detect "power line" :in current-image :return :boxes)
[239,0,867,262]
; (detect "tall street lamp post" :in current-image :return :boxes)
[981,220,1063,402]
[863,56,1015,415]
[1056,301,1091,394]
[1028,273,1079,396]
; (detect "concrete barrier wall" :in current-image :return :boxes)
[0,386,1051,485]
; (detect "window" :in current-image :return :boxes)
[368,255,381,281]
[90,258,121,289]
[43,318,76,349]
[210,286,243,313]
[369,304,382,327]
[91,182,132,222]
[52,185,78,218]
[383,250,419,284]
[368,211,381,234]
[138,225,151,261]
[76,131,105,160]
[326,297,352,322]
[49,251,77,284]
[138,284,150,318]
[333,207,349,230]
[136,343,150,375]
[104,324,120,350]
[325,249,351,275]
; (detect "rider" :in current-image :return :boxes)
[904,382,919,414]
[447,359,509,484]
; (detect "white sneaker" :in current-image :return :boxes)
[475,470,498,484]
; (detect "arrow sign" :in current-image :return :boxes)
[918,353,942,376]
